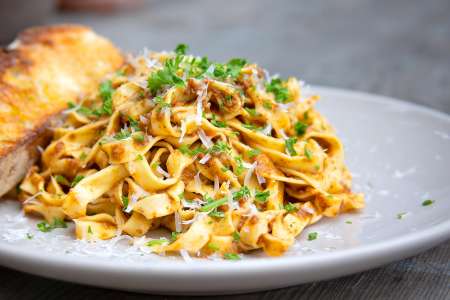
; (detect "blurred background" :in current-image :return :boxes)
[0,0,449,113]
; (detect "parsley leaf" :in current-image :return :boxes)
[210,141,230,154]
[247,148,261,158]
[284,202,298,213]
[232,231,240,242]
[199,197,228,212]
[207,242,220,251]
[210,114,227,128]
[55,175,70,186]
[71,175,85,187]
[255,190,270,203]
[122,195,129,210]
[114,128,131,140]
[98,80,114,115]
[128,115,140,131]
[37,218,67,233]
[147,57,185,94]
[265,78,289,103]
[422,199,434,206]
[307,232,318,241]
[233,186,251,200]
[146,238,169,247]
[174,43,189,55]
[285,138,297,156]
[223,253,241,260]
[304,147,313,160]
[294,121,308,136]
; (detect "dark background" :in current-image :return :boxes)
[0,0,449,299]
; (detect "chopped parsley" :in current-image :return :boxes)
[136,154,144,161]
[71,175,85,187]
[232,231,240,242]
[122,195,129,210]
[210,114,227,128]
[285,138,297,156]
[199,197,228,212]
[114,128,131,140]
[179,144,207,157]
[174,43,188,55]
[234,156,246,176]
[133,133,145,143]
[247,148,261,158]
[304,147,313,160]
[87,225,93,234]
[128,115,140,131]
[37,218,67,233]
[26,233,33,240]
[233,186,251,200]
[307,232,318,241]
[153,96,171,111]
[213,58,247,80]
[171,231,180,241]
[242,123,261,131]
[147,56,185,94]
[284,202,298,213]
[422,199,434,206]
[263,101,273,110]
[98,80,114,116]
[294,121,308,136]
[223,253,241,260]
[146,238,169,247]
[210,141,230,154]
[396,212,407,219]
[255,190,270,203]
[265,78,289,103]
[345,220,353,224]
[244,107,258,117]
[207,242,220,252]
[55,175,70,186]
[79,152,87,160]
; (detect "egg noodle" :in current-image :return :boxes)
[18,44,364,259]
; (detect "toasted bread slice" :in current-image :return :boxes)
[0,25,123,197]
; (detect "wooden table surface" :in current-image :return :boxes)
[1,0,449,298]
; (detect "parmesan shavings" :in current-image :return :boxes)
[244,161,257,186]
[156,166,171,178]
[199,153,211,164]
[198,129,213,148]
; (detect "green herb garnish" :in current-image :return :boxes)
[247,148,261,158]
[98,80,114,116]
[146,238,169,247]
[71,175,85,187]
[210,141,230,154]
[122,195,129,210]
[232,231,240,242]
[294,121,308,136]
[223,253,241,260]
[285,138,297,156]
[55,175,70,186]
[284,202,298,213]
[255,190,270,203]
[200,197,228,212]
[422,199,434,206]
[174,43,188,55]
[304,147,313,160]
[266,78,289,103]
[37,218,67,233]
[210,114,227,128]
[307,232,318,241]
[233,186,251,200]
[147,56,185,94]
[207,242,220,252]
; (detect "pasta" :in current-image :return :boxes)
[18,44,364,259]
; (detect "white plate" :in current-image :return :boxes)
[0,86,449,295]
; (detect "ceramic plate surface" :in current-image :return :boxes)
[0,87,449,295]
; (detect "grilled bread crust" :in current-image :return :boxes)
[0,25,123,197]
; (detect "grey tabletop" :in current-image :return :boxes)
[1,0,449,299]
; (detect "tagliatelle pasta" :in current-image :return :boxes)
[18,44,364,259]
